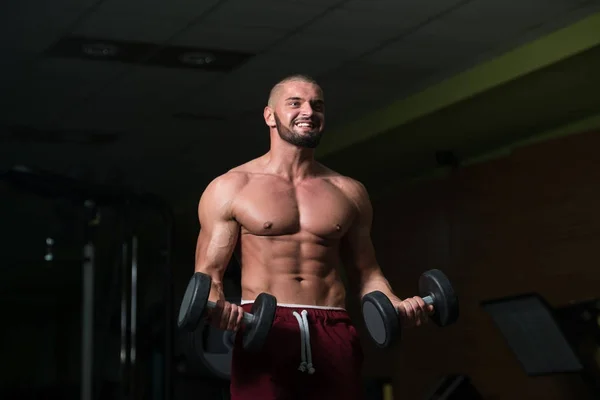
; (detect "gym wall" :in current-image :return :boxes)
[356,129,600,399]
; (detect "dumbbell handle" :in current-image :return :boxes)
[422,295,434,306]
[395,295,435,314]
[207,300,255,325]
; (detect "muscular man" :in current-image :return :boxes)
[194,74,431,399]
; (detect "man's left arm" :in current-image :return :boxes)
[340,181,431,328]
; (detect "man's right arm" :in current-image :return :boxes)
[194,173,245,329]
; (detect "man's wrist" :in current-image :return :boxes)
[359,278,401,303]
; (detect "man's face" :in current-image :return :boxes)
[268,80,325,149]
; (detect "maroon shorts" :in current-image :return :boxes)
[230,302,365,400]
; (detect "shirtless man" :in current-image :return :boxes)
[194,74,431,399]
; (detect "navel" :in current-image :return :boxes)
[263,221,273,229]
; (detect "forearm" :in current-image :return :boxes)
[195,263,227,302]
[194,225,237,302]
[359,267,402,303]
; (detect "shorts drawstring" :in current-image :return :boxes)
[240,300,347,376]
[292,310,315,374]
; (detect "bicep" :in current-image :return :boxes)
[194,180,240,275]
[195,219,239,273]
[340,185,380,280]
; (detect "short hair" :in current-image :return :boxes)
[267,74,322,107]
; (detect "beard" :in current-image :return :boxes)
[274,113,323,149]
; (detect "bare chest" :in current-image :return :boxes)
[233,179,355,239]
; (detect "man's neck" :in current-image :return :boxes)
[264,137,316,181]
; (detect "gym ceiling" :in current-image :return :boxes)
[1,0,600,218]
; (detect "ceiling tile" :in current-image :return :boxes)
[0,0,96,17]
[364,0,594,74]
[288,0,486,75]
[435,0,585,43]
[201,0,335,30]
[87,0,222,20]
[363,0,597,88]
[462,0,590,24]
[0,1,87,53]
[73,6,191,43]
[272,0,344,6]
[172,23,285,53]
[342,0,465,14]
[330,61,437,92]
[310,1,465,39]
[300,9,406,41]
[365,23,494,70]
[269,32,376,61]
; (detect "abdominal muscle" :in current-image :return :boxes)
[236,233,347,308]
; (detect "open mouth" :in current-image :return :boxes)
[294,120,316,129]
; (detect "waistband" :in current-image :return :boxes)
[240,300,346,311]
[240,300,349,323]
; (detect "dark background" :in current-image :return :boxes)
[2,1,600,399]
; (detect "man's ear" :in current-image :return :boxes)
[264,106,276,127]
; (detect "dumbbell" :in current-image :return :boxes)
[361,269,459,348]
[178,272,277,352]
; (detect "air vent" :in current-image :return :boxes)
[45,35,254,72]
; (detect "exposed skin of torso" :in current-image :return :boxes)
[228,159,360,308]
[195,78,424,331]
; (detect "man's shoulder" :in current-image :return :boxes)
[204,157,267,195]
[318,165,368,198]
[203,170,250,200]
[327,175,372,220]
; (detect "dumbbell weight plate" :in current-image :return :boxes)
[242,292,277,352]
[361,291,400,348]
[186,295,242,380]
[177,272,277,352]
[178,272,211,331]
[418,269,459,327]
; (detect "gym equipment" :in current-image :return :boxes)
[178,272,277,352]
[425,374,483,400]
[180,296,240,381]
[362,269,459,348]
[2,165,175,400]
